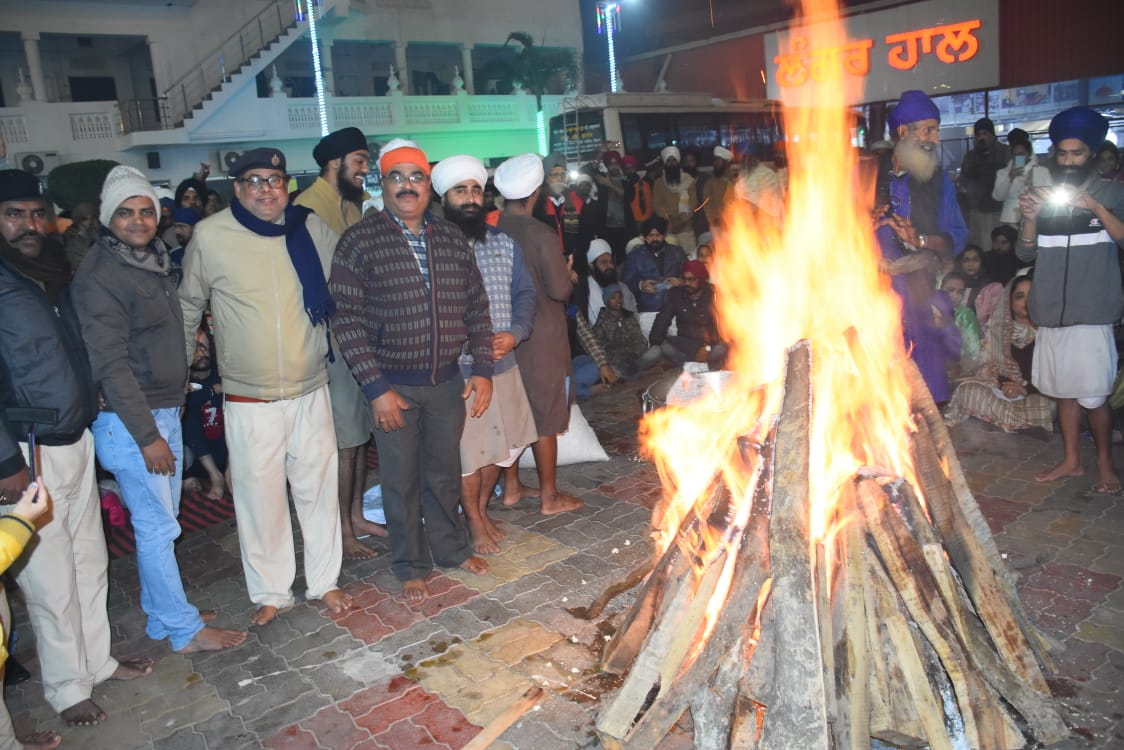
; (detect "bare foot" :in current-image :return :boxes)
[199,609,218,623]
[205,481,226,500]
[1034,463,1084,483]
[18,729,61,749]
[61,699,107,727]
[467,517,500,554]
[402,578,429,603]
[250,605,291,626]
[501,480,537,507]
[540,491,583,515]
[484,515,506,541]
[182,477,203,492]
[352,516,389,538]
[175,625,247,653]
[319,589,353,614]
[459,555,489,575]
[343,537,378,560]
[110,657,153,680]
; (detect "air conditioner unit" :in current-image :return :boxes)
[221,150,244,172]
[16,152,62,176]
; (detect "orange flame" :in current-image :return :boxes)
[643,0,920,599]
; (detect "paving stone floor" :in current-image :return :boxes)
[3,373,1122,749]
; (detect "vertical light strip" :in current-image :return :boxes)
[606,4,619,93]
[537,109,547,155]
[307,0,329,135]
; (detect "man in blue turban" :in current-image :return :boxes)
[874,89,968,405]
[1016,106,1124,494]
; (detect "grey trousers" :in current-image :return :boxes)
[374,377,473,581]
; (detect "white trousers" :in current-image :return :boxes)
[14,431,117,712]
[224,385,342,607]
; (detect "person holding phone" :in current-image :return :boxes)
[1016,106,1124,495]
[992,129,1043,227]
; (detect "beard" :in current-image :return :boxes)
[445,202,488,242]
[189,356,211,375]
[647,240,665,254]
[894,137,940,182]
[337,167,366,202]
[591,264,618,287]
[713,161,728,178]
[1049,158,1096,186]
[664,164,681,183]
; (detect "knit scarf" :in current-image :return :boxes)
[0,235,71,304]
[99,227,171,276]
[230,199,336,327]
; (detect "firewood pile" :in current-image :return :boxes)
[593,342,1066,750]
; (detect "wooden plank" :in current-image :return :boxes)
[754,341,831,750]
[905,361,1056,670]
[857,479,1022,750]
[461,686,545,750]
[834,507,870,750]
[863,542,953,750]
[600,492,772,748]
[911,421,1052,696]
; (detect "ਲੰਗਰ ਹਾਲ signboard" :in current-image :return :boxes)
[765,0,999,106]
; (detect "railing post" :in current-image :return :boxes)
[180,83,188,123]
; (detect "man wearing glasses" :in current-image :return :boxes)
[331,140,493,603]
[180,148,352,626]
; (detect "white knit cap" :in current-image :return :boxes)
[661,145,681,164]
[99,165,160,226]
[431,154,488,197]
[586,238,612,265]
[494,153,545,200]
[713,145,733,162]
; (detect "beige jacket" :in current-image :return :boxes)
[294,176,364,236]
[179,208,339,400]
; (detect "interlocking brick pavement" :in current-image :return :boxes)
[1,373,1121,748]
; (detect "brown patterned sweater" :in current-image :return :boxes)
[331,209,493,401]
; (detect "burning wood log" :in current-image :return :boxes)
[592,346,1065,749]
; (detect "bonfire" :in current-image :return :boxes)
[588,0,1066,748]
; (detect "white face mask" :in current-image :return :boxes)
[547,181,567,197]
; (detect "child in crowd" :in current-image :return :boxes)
[940,271,981,378]
[946,271,1054,432]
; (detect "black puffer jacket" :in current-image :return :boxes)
[0,256,97,479]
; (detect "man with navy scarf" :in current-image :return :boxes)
[180,148,352,626]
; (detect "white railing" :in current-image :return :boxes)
[0,115,30,146]
[279,93,554,137]
[70,111,119,141]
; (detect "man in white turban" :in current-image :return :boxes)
[433,154,539,553]
[703,145,736,229]
[652,144,697,257]
[493,154,584,516]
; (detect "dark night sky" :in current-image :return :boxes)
[578,0,883,82]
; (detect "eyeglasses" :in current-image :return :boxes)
[237,175,287,192]
[382,172,429,186]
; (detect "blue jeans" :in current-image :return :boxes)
[572,355,601,400]
[92,409,203,650]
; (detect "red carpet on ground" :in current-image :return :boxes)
[104,489,236,558]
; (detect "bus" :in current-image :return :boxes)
[548,92,784,168]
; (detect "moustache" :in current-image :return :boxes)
[396,189,420,199]
[14,231,43,241]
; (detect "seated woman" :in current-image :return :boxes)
[956,244,991,311]
[946,271,1055,432]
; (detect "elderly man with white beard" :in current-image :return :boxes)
[874,89,968,405]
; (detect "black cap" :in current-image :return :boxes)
[229,148,286,177]
[1007,128,1030,147]
[973,117,995,135]
[0,169,44,203]
[312,127,368,167]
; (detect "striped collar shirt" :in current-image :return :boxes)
[385,209,431,289]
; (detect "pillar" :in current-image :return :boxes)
[394,42,408,95]
[323,40,337,96]
[460,43,475,95]
[21,32,47,102]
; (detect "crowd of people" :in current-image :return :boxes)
[0,86,1121,747]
